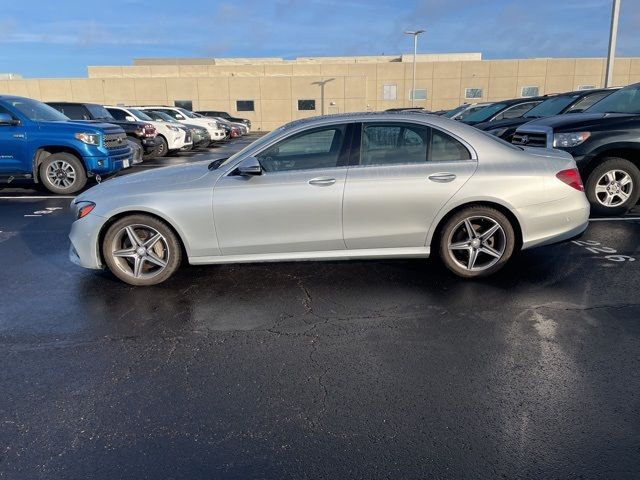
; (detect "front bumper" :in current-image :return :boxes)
[84,148,132,175]
[69,212,108,270]
[141,137,158,153]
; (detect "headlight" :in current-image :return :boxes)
[553,132,591,148]
[75,201,96,219]
[167,125,179,132]
[488,127,508,138]
[75,132,100,145]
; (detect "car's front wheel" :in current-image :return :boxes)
[102,214,182,286]
[39,153,87,195]
[439,206,515,278]
[586,157,640,216]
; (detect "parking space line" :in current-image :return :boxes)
[0,196,75,199]
[590,217,640,222]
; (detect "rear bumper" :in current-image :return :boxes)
[519,193,591,250]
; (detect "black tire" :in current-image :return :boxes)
[102,214,182,286]
[39,153,87,195]
[155,136,169,157]
[585,157,640,216]
[438,206,516,279]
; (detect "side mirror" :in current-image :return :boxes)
[125,115,136,122]
[236,157,262,176]
[0,113,17,126]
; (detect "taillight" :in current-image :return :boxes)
[77,202,96,219]
[556,168,584,191]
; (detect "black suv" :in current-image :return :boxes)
[196,110,251,130]
[462,96,547,126]
[48,102,159,159]
[475,88,616,142]
[512,83,640,215]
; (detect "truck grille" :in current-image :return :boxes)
[512,132,548,148]
[104,132,128,150]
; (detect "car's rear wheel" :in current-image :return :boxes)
[439,206,515,278]
[102,214,182,286]
[586,158,640,216]
[39,153,87,195]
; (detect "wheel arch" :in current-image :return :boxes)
[97,209,189,266]
[428,200,524,253]
[584,145,640,178]
[32,146,85,183]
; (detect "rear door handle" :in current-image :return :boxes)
[308,177,336,186]
[428,173,457,183]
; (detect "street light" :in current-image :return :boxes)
[605,0,621,87]
[404,29,425,107]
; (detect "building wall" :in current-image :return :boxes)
[2,57,639,131]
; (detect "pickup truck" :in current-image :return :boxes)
[0,95,131,195]
[47,102,158,160]
[512,82,640,215]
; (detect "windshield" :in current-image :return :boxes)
[177,107,198,118]
[587,84,640,114]
[442,105,468,118]
[523,95,579,118]
[145,110,176,122]
[86,104,114,120]
[128,108,153,121]
[463,103,508,123]
[9,98,69,121]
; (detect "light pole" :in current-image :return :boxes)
[404,29,425,107]
[605,0,621,87]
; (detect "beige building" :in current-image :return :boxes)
[2,53,640,131]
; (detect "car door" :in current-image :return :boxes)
[0,105,28,174]
[213,123,353,255]
[343,122,477,249]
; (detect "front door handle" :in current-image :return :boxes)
[308,177,336,186]
[428,173,457,183]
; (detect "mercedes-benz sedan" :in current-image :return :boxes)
[69,112,590,286]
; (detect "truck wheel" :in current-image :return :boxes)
[39,153,87,195]
[586,157,640,216]
[155,136,168,157]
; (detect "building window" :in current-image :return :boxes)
[465,88,483,99]
[174,100,193,111]
[297,99,316,111]
[409,89,428,101]
[383,84,397,100]
[236,100,255,112]
[521,86,540,98]
[578,85,597,91]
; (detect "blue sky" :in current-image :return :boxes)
[1,0,639,78]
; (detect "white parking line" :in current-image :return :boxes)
[590,217,640,222]
[0,196,75,199]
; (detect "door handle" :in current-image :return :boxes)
[428,173,457,183]
[12,134,25,139]
[308,177,336,186]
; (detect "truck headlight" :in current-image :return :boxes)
[75,132,100,145]
[553,132,591,148]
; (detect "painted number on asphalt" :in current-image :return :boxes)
[572,240,636,263]
[24,207,63,218]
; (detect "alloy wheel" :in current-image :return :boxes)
[110,224,170,279]
[594,169,633,207]
[447,216,506,271]
[46,160,77,189]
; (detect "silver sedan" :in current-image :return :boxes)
[69,112,590,286]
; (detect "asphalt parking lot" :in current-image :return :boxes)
[1,136,639,479]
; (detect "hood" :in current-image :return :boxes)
[520,112,636,131]
[37,120,125,134]
[474,117,531,131]
[76,160,216,203]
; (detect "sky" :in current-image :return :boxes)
[0,0,639,78]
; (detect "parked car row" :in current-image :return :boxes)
[437,83,640,215]
[0,95,250,194]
